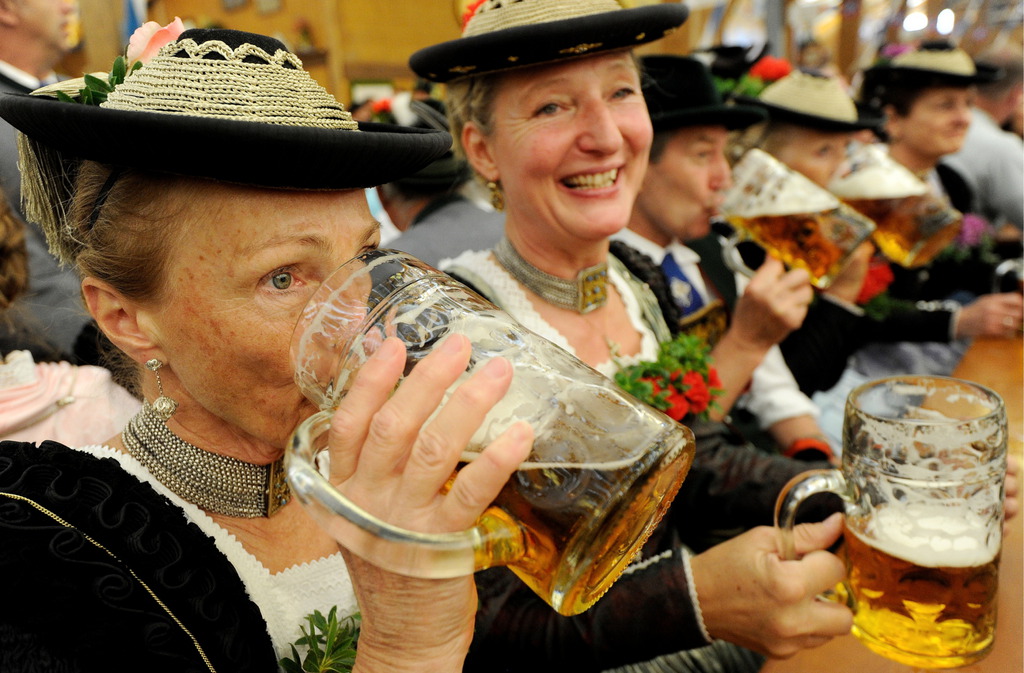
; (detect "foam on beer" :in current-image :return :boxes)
[854,504,999,569]
[724,148,839,217]
[829,144,928,199]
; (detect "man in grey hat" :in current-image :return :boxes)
[614,55,834,461]
[0,0,90,356]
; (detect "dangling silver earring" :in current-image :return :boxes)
[146,358,178,421]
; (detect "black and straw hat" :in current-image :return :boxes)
[0,28,451,264]
[390,98,472,193]
[410,0,689,83]
[863,41,999,88]
[641,55,766,132]
[738,70,881,132]
[0,29,450,190]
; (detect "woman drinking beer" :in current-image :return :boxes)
[0,25,533,671]
[409,2,852,670]
[730,68,1023,399]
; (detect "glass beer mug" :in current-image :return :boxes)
[720,148,876,289]
[829,143,963,268]
[776,375,1007,668]
[287,250,695,616]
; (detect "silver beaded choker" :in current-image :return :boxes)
[493,237,608,314]
[122,403,291,518]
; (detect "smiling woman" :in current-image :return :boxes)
[407,2,859,672]
[0,25,534,672]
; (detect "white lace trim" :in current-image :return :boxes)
[73,444,357,662]
[0,350,38,389]
[444,250,659,377]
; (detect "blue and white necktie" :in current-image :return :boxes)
[661,252,705,317]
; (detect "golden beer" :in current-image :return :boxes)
[844,195,962,268]
[468,437,693,616]
[725,204,874,288]
[843,512,999,668]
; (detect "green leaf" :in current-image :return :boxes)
[55,90,75,103]
[110,56,127,86]
[83,73,113,93]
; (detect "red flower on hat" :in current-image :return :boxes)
[748,55,793,83]
[462,0,488,30]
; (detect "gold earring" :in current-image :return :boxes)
[487,180,505,212]
[146,358,178,421]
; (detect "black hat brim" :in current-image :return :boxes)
[735,96,881,132]
[863,63,999,87]
[410,5,689,83]
[651,103,767,132]
[0,92,452,190]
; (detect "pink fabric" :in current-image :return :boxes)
[0,359,141,446]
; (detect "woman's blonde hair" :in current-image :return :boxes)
[445,72,504,161]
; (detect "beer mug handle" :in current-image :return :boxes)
[774,468,851,560]
[721,232,758,282]
[287,410,527,579]
[993,258,1023,294]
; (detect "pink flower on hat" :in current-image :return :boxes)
[126,17,185,66]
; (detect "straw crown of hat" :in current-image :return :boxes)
[861,42,997,93]
[463,0,622,36]
[759,71,858,123]
[737,69,880,132]
[889,45,976,77]
[102,35,360,129]
[410,0,688,82]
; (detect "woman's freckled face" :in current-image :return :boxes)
[143,185,379,447]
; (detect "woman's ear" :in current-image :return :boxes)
[462,121,500,183]
[82,277,161,365]
[883,104,902,143]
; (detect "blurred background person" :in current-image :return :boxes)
[945,46,1024,233]
[859,41,1017,300]
[731,67,1022,444]
[0,194,139,444]
[616,54,834,461]
[0,0,93,358]
[383,97,504,267]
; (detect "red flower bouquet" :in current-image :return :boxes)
[855,256,895,305]
[614,333,723,423]
[713,55,794,99]
[747,55,793,82]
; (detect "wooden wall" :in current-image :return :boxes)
[147,0,464,103]
[63,0,704,103]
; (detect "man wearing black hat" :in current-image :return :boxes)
[0,0,90,357]
[614,55,833,461]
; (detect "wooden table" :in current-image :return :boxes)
[762,335,1024,673]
